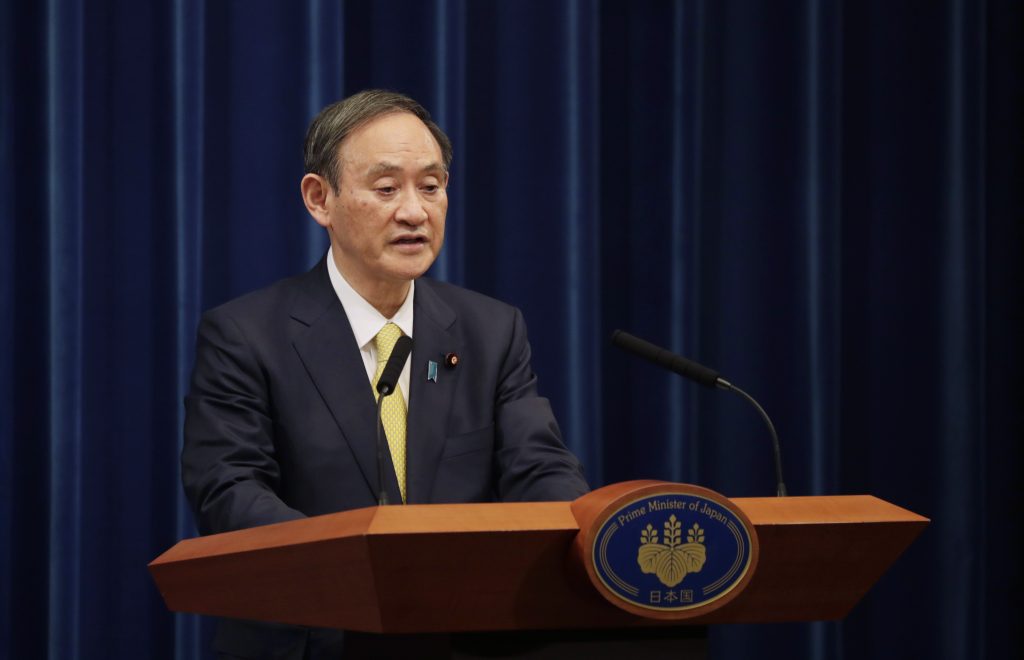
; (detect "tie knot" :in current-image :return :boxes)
[374,322,403,364]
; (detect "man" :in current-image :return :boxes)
[181,90,589,658]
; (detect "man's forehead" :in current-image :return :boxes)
[339,111,440,155]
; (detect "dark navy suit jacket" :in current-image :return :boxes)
[181,257,589,658]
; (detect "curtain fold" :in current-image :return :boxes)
[46,0,85,657]
[2,1,1020,659]
[172,1,205,657]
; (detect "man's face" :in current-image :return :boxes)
[322,112,448,293]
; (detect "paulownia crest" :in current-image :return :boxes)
[637,516,706,588]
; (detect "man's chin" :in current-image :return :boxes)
[383,253,438,281]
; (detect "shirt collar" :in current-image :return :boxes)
[326,247,415,349]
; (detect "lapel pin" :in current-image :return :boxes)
[427,360,439,383]
[444,352,459,369]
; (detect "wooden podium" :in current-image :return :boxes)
[150,481,927,642]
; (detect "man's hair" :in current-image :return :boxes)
[303,89,453,192]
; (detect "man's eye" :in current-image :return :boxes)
[376,186,397,195]
[422,185,439,194]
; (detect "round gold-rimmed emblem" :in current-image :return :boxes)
[571,481,759,619]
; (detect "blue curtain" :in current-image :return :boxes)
[2,1,1021,659]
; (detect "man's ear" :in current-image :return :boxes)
[301,173,333,228]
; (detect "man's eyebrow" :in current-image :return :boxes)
[366,162,400,177]
[365,161,447,177]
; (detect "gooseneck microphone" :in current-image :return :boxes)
[376,335,413,505]
[611,330,787,497]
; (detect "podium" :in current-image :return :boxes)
[150,482,927,656]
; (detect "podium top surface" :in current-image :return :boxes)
[152,495,925,565]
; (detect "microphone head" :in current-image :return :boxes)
[376,335,413,395]
[610,329,721,387]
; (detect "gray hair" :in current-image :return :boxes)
[303,89,453,192]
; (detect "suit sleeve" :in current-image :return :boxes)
[493,308,590,501]
[181,308,305,534]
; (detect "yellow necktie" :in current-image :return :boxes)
[371,322,407,502]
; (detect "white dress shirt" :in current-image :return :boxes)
[326,247,414,406]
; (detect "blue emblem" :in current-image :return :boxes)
[427,360,438,382]
[592,493,754,611]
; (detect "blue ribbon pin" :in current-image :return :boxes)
[427,360,439,383]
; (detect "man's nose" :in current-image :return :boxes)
[395,189,429,225]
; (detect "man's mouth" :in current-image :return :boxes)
[392,236,428,245]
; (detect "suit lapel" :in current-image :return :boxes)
[289,259,402,503]
[406,279,459,503]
